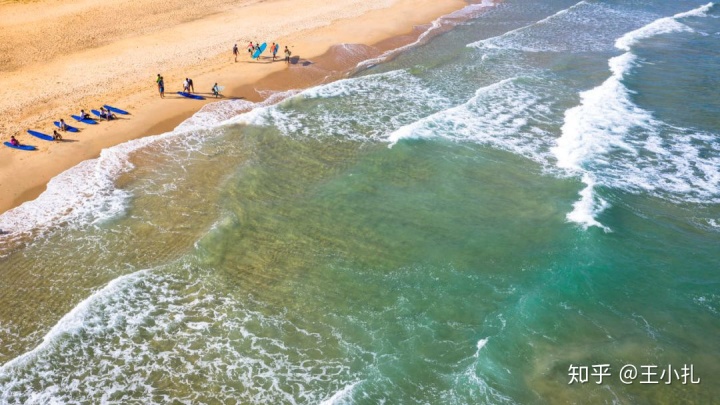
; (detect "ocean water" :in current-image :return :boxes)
[0,0,719,403]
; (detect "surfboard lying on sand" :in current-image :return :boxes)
[252,42,267,59]
[4,142,36,151]
[27,130,54,141]
[104,105,130,115]
[54,121,79,132]
[71,115,97,125]
[177,92,205,100]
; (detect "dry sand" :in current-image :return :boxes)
[0,0,476,215]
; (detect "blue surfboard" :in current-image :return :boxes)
[252,42,267,59]
[27,130,54,141]
[54,121,79,132]
[177,92,205,100]
[4,142,36,151]
[103,105,129,115]
[71,115,97,125]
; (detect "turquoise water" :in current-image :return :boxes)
[0,0,719,403]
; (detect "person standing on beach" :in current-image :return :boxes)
[188,78,195,93]
[157,74,165,98]
[183,78,190,93]
[284,46,291,64]
[248,41,254,56]
[233,43,239,62]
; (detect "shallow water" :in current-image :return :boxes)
[0,0,719,403]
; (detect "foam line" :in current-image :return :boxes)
[616,2,714,51]
[387,77,517,147]
[319,381,360,405]
[356,1,498,70]
[467,1,589,49]
[0,270,149,372]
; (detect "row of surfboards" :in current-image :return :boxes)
[4,105,130,151]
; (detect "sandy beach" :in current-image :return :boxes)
[0,0,475,215]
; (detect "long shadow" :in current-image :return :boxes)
[290,56,305,65]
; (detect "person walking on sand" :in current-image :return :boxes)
[284,46,291,64]
[248,41,254,56]
[233,43,239,62]
[272,43,279,61]
[157,74,165,98]
[212,83,220,98]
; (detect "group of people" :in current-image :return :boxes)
[242,41,292,63]
[7,104,122,148]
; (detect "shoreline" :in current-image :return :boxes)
[0,0,492,217]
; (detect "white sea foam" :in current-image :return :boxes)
[231,70,453,141]
[615,15,695,51]
[566,173,610,232]
[0,265,356,404]
[468,1,589,49]
[474,338,489,357]
[552,3,719,230]
[552,53,650,172]
[466,1,635,53]
[0,269,150,373]
[319,381,360,405]
[615,3,714,52]
[388,76,559,165]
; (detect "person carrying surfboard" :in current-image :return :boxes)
[212,83,220,98]
[284,46,291,64]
